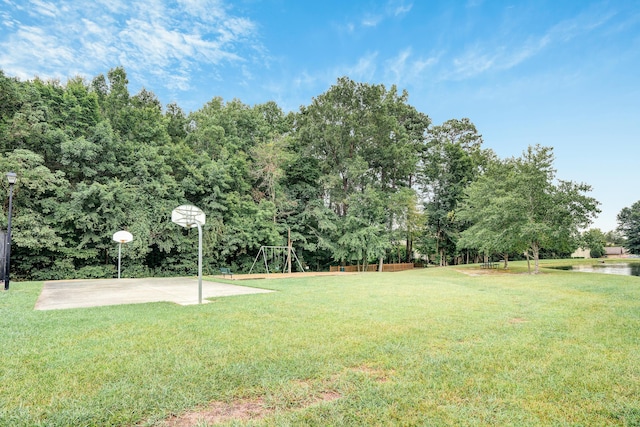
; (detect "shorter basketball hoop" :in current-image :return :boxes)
[113,230,133,243]
[112,230,133,279]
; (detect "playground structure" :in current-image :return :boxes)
[249,245,305,275]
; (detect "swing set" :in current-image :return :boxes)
[249,245,305,275]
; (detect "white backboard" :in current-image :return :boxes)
[112,230,133,243]
[172,205,206,228]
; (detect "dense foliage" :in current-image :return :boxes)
[582,228,607,258]
[617,200,640,254]
[457,145,600,273]
[0,68,600,279]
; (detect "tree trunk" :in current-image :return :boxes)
[524,251,531,274]
[378,256,383,272]
[532,242,540,274]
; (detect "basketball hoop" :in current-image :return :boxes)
[171,204,206,303]
[171,205,205,228]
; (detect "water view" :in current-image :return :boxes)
[554,263,640,277]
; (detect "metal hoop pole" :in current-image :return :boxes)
[118,242,122,279]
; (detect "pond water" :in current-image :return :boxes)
[553,263,640,277]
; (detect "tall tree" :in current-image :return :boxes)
[604,229,626,246]
[457,153,527,268]
[457,145,600,273]
[420,120,485,265]
[295,77,430,265]
[617,201,640,254]
[296,77,428,216]
[0,149,69,279]
[250,135,295,223]
[334,187,389,270]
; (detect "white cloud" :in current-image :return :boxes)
[361,14,382,27]
[450,50,495,79]
[0,0,263,95]
[343,52,379,81]
[27,0,60,18]
[92,0,128,15]
[0,25,76,79]
[289,71,316,92]
[445,4,618,81]
[388,0,413,16]
[352,0,412,31]
[386,48,412,83]
[177,0,226,22]
[385,48,439,86]
[284,52,379,102]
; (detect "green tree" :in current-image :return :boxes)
[582,228,606,258]
[295,77,429,266]
[457,153,526,268]
[458,145,600,273]
[334,187,390,271]
[297,77,428,215]
[250,135,295,223]
[617,201,640,254]
[604,229,626,246]
[279,152,335,271]
[165,102,187,143]
[0,149,69,279]
[420,121,484,265]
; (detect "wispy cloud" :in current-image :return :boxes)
[287,52,379,102]
[388,0,413,17]
[344,52,379,81]
[445,3,618,81]
[28,0,60,18]
[0,0,263,93]
[361,14,383,27]
[285,47,439,109]
[348,0,413,31]
[384,48,439,86]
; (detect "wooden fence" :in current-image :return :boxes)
[329,263,415,273]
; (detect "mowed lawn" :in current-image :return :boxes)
[1,262,639,426]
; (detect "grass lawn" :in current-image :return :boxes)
[1,260,639,426]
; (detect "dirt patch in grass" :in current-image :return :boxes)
[509,317,529,324]
[454,268,535,276]
[455,268,503,276]
[351,365,395,383]
[158,367,397,425]
[161,389,341,426]
[163,398,267,426]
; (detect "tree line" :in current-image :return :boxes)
[0,68,601,279]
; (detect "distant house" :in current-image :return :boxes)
[571,246,628,259]
[571,247,591,258]
[604,246,627,257]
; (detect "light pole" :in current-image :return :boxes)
[5,172,17,291]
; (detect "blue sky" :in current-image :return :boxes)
[1,0,639,232]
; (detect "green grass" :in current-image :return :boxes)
[1,260,639,426]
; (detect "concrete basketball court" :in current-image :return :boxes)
[35,277,274,310]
